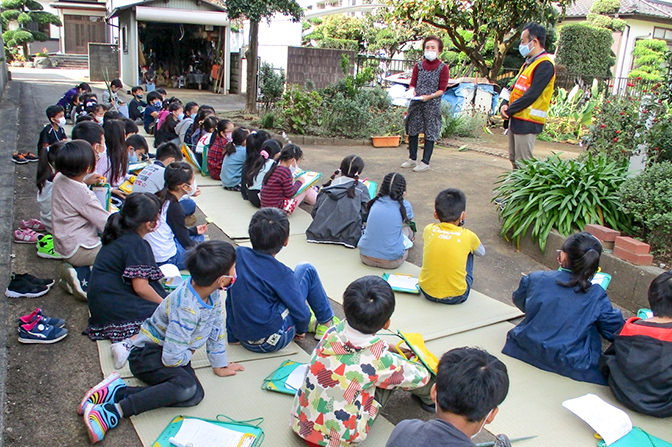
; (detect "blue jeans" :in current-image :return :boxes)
[159,234,204,270]
[180,198,196,217]
[421,253,474,305]
[240,263,334,353]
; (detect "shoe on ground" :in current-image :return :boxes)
[111,340,132,370]
[36,234,62,259]
[23,152,39,162]
[78,372,127,415]
[18,308,65,328]
[315,316,341,340]
[5,276,50,298]
[412,161,430,172]
[83,403,121,443]
[400,159,417,169]
[13,273,55,289]
[411,394,436,413]
[58,262,87,301]
[18,319,68,344]
[11,153,28,164]
[21,218,46,232]
[14,228,40,244]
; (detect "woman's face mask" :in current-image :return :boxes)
[128,150,139,164]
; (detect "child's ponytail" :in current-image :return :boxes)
[225,127,249,156]
[102,192,161,245]
[557,232,603,293]
[322,169,341,188]
[368,172,407,222]
[36,141,65,193]
[156,161,194,206]
[246,138,281,187]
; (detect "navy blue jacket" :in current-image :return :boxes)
[502,269,624,384]
[225,247,311,343]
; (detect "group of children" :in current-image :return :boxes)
[21,80,671,445]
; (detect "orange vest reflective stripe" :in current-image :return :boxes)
[509,54,555,125]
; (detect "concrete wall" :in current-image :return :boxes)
[0,23,8,97]
[286,46,355,89]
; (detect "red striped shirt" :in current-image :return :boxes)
[260,165,302,209]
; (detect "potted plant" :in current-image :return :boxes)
[371,107,405,147]
[34,48,52,68]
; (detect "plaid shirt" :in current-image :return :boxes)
[206,134,227,181]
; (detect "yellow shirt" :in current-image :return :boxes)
[419,222,481,298]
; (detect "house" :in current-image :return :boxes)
[49,0,109,54]
[561,0,672,80]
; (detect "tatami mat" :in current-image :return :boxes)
[425,322,672,446]
[240,236,523,341]
[129,351,396,446]
[97,339,299,379]
[194,188,314,239]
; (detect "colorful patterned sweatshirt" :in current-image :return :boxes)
[291,321,431,446]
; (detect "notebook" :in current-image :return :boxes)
[261,360,308,395]
[91,184,112,211]
[128,162,148,174]
[362,180,378,199]
[181,143,200,168]
[382,273,420,294]
[152,415,263,447]
[293,171,322,197]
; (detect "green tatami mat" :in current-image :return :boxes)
[194,188,313,239]
[241,236,523,341]
[195,172,223,187]
[129,351,396,446]
[97,339,299,379]
[425,322,672,446]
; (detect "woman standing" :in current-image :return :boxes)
[401,36,450,172]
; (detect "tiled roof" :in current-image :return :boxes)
[564,0,672,19]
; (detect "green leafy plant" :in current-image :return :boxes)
[618,162,672,262]
[556,24,616,81]
[277,84,322,135]
[260,110,277,129]
[1,0,61,59]
[493,154,630,251]
[628,39,668,82]
[541,81,601,143]
[258,62,286,111]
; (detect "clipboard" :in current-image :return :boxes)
[293,171,322,198]
[261,359,308,395]
[181,143,200,169]
[90,184,112,211]
[597,427,672,447]
[362,180,378,199]
[128,162,148,174]
[382,273,420,294]
[394,331,439,375]
[152,415,264,447]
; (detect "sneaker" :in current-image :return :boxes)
[18,319,68,344]
[21,218,46,232]
[412,161,430,172]
[83,403,120,443]
[110,340,132,370]
[36,234,62,259]
[5,276,50,298]
[14,228,40,244]
[11,153,28,164]
[13,273,55,289]
[400,159,417,169]
[58,262,87,301]
[78,372,127,415]
[23,152,39,162]
[315,316,341,340]
[18,308,65,328]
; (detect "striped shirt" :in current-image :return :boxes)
[260,165,302,209]
[133,279,229,368]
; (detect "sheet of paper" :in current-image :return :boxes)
[562,394,632,445]
[386,274,419,291]
[172,418,249,447]
[91,186,109,210]
[159,263,181,279]
[285,363,308,391]
[402,235,413,250]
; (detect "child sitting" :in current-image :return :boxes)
[306,154,370,248]
[52,140,110,301]
[600,272,672,417]
[176,101,198,144]
[79,240,244,443]
[36,141,66,233]
[194,115,218,167]
[71,121,106,186]
[244,139,282,208]
[419,189,485,304]
[292,275,433,446]
[154,101,182,147]
[123,118,139,138]
[220,127,249,190]
[357,172,414,269]
[143,91,162,134]
[240,130,271,200]
[226,208,338,352]
[84,193,167,367]
[125,134,148,165]
[37,105,68,153]
[259,143,317,214]
[102,119,129,193]
[206,119,234,181]
[128,86,146,121]
[144,162,206,269]
[502,232,624,384]
[132,142,182,194]
[101,79,125,111]
[386,347,510,447]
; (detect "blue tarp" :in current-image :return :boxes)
[442,82,498,115]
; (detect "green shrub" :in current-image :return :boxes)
[258,62,285,110]
[618,162,672,262]
[260,110,276,129]
[493,154,630,251]
[590,0,620,14]
[277,85,322,135]
[556,24,615,81]
[628,39,667,82]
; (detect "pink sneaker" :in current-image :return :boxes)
[14,228,40,244]
[21,219,46,232]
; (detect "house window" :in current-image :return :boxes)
[653,26,672,51]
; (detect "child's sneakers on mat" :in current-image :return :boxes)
[18,318,68,344]
[5,274,50,298]
[21,219,46,232]
[84,403,121,443]
[36,234,62,259]
[18,308,65,328]
[78,372,127,415]
[309,311,341,340]
[110,339,133,369]
[58,262,88,301]
[13,228,40,244]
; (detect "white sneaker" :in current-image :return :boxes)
[111,340,132,369]
[400,159,417,168]
[413,161,430,172]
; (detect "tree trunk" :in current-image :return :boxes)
[245,19,259,113]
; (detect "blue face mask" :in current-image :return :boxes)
[178,112,185,121]
[128,151,139,164]
[136,94,143,99]
[190,113,197,120]
[519,41,532,58]
[154,101,161,108]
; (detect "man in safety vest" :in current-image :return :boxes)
[500,23,555,169]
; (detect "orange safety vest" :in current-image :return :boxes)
[509,54,555,125]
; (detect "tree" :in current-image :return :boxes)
[387,0,571,81]
[1,0,60,59]
[628,39,668,81]
[556,24,615,80]
[303,14,366,50]
[226,0,303,113]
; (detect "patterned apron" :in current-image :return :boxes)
[406,61,444,142]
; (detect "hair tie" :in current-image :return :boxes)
[390,173,398,186]
[260,150,269,160]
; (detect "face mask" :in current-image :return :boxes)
[289,162,299,176]
[128,151,139,164]
[154,101,161,108]
[136,94,143,99]
[57,117,66,127]
[225,131,233,143]
[519,41,533,58]
[178,112,185,121]
[424,50,437,61]
[185,180,198,197]
[471,409,494,439]
[190,113,197,120]
[96,117,104,125]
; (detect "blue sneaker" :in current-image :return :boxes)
[78,372,127,415]
[18,320,67,344]
[84,403,120,443]
[18,308,65,328]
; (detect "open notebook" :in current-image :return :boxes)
[293,171,322,197]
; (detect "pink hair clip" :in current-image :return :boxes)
[260,150,269,159]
